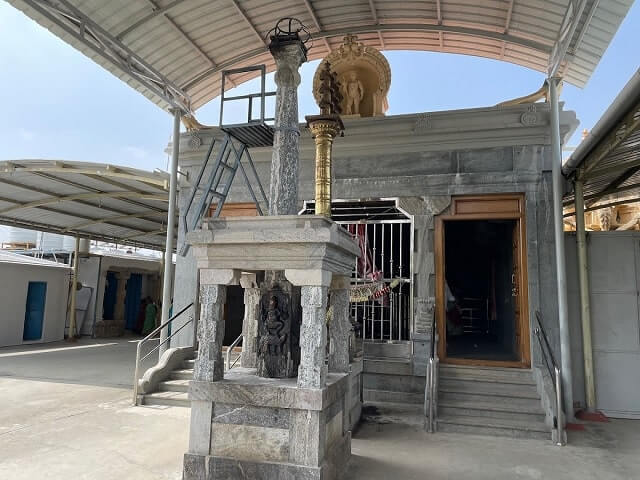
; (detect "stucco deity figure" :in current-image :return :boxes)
[343,71,364,115]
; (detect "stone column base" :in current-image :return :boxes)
[183,365,362,480]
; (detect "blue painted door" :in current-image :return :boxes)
[124,273,142,330]
[23,281,47,341]
[103,272,118,320]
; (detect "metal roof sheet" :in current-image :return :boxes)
[6,0,634,112]
[563,68,640,213]
[0,249,71,268]
[0,160,172,250]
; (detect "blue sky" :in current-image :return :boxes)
[1,1,638,172]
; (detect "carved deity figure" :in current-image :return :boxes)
[343,71,364,115]
[259,296,287,356]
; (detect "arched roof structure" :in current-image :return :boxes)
[7,0,634,112]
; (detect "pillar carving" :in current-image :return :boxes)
[328,276,350,373]
[268,41,307,215]
[194,283,227,382]
[240,273,260,368]
[298,285,329,389]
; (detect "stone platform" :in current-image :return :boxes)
[184,362,362,480]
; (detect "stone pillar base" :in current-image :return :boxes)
[183,364,362,480]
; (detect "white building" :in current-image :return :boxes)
[0,251,70,347]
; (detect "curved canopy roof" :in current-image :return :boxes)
[0,160,171,250]
[7,0,634,112]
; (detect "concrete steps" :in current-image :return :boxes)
[436,364,549,440]
[139,350,240,408]
[362,342,424,423]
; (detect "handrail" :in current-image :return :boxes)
[534,311,566,446]
[132,302,194,405]
[226,333,243,371]
[424,313,438,432]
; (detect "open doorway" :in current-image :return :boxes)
[444,220,517,361]
[436,195,530,368]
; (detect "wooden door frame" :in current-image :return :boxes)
[435,194,531,368]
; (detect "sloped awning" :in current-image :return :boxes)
[6,0,634,112]
[563,68,640,213]
[0,160,172,250]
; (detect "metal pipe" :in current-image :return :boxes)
[574,177,596,411]
[68,236,80,340]
[555,366,566,446]
[549,77,575,421]
[159,108,181,359]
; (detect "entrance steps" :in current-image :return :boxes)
[362,341,425,426]
[140,352,239,408]
[436,364,549,440]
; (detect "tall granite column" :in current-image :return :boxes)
[328,275,350,373]
[240,273,260,368]
[268,40,307,215]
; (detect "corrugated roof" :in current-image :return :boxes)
[0,249,71,268]
[6,0,634,112]
[563,68,640,213]
[0,160,171,250]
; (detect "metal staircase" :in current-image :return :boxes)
[180,65,273,256]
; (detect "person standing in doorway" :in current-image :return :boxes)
[142,297,158,336]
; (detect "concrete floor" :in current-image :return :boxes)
[1,338,638,480]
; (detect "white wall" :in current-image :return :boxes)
[566,231,640,419]
[0,262,69,347]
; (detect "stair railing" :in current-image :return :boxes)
[534,311,566,446]
[424,316,439,432]
[226,333,243,370]
[132,302,194,405]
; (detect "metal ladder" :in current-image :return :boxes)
[179,132,268,256]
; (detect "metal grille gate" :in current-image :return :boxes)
[301,200,413,342]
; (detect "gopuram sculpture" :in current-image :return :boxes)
[313,34,391,117]
[182,19,361,480]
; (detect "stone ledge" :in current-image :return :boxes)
[189,368,350,411]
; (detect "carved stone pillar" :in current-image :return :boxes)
[328,275,350,373]
[113,271,131,322]
[298,285,329,389]
[193,269,238,382]
[268,40,307,215]
[240,273,260,368]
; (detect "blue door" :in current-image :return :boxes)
[124,273,142,330]
[23,281,47,341]
[103,272,118,320]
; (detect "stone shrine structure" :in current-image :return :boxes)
[313,35,390,118]
[181,23,362,480]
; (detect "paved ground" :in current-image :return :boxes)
[1,338,638,480]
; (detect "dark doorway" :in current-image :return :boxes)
[444,220,518,362]
[223,285,245,346]
[102,271,118,320]
[23,281,47,341]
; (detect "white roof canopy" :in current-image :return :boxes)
[7,0,634,112]
[0,160,171,250]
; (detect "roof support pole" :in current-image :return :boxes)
[574,176,596,411]
[549,77,575,421]
[67,235,80,341]
[159,109,181,359]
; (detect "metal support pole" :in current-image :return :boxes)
[159,108,181,359]
[68,235,80,340]
[574,177,596,411]
[548,77,575,421]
